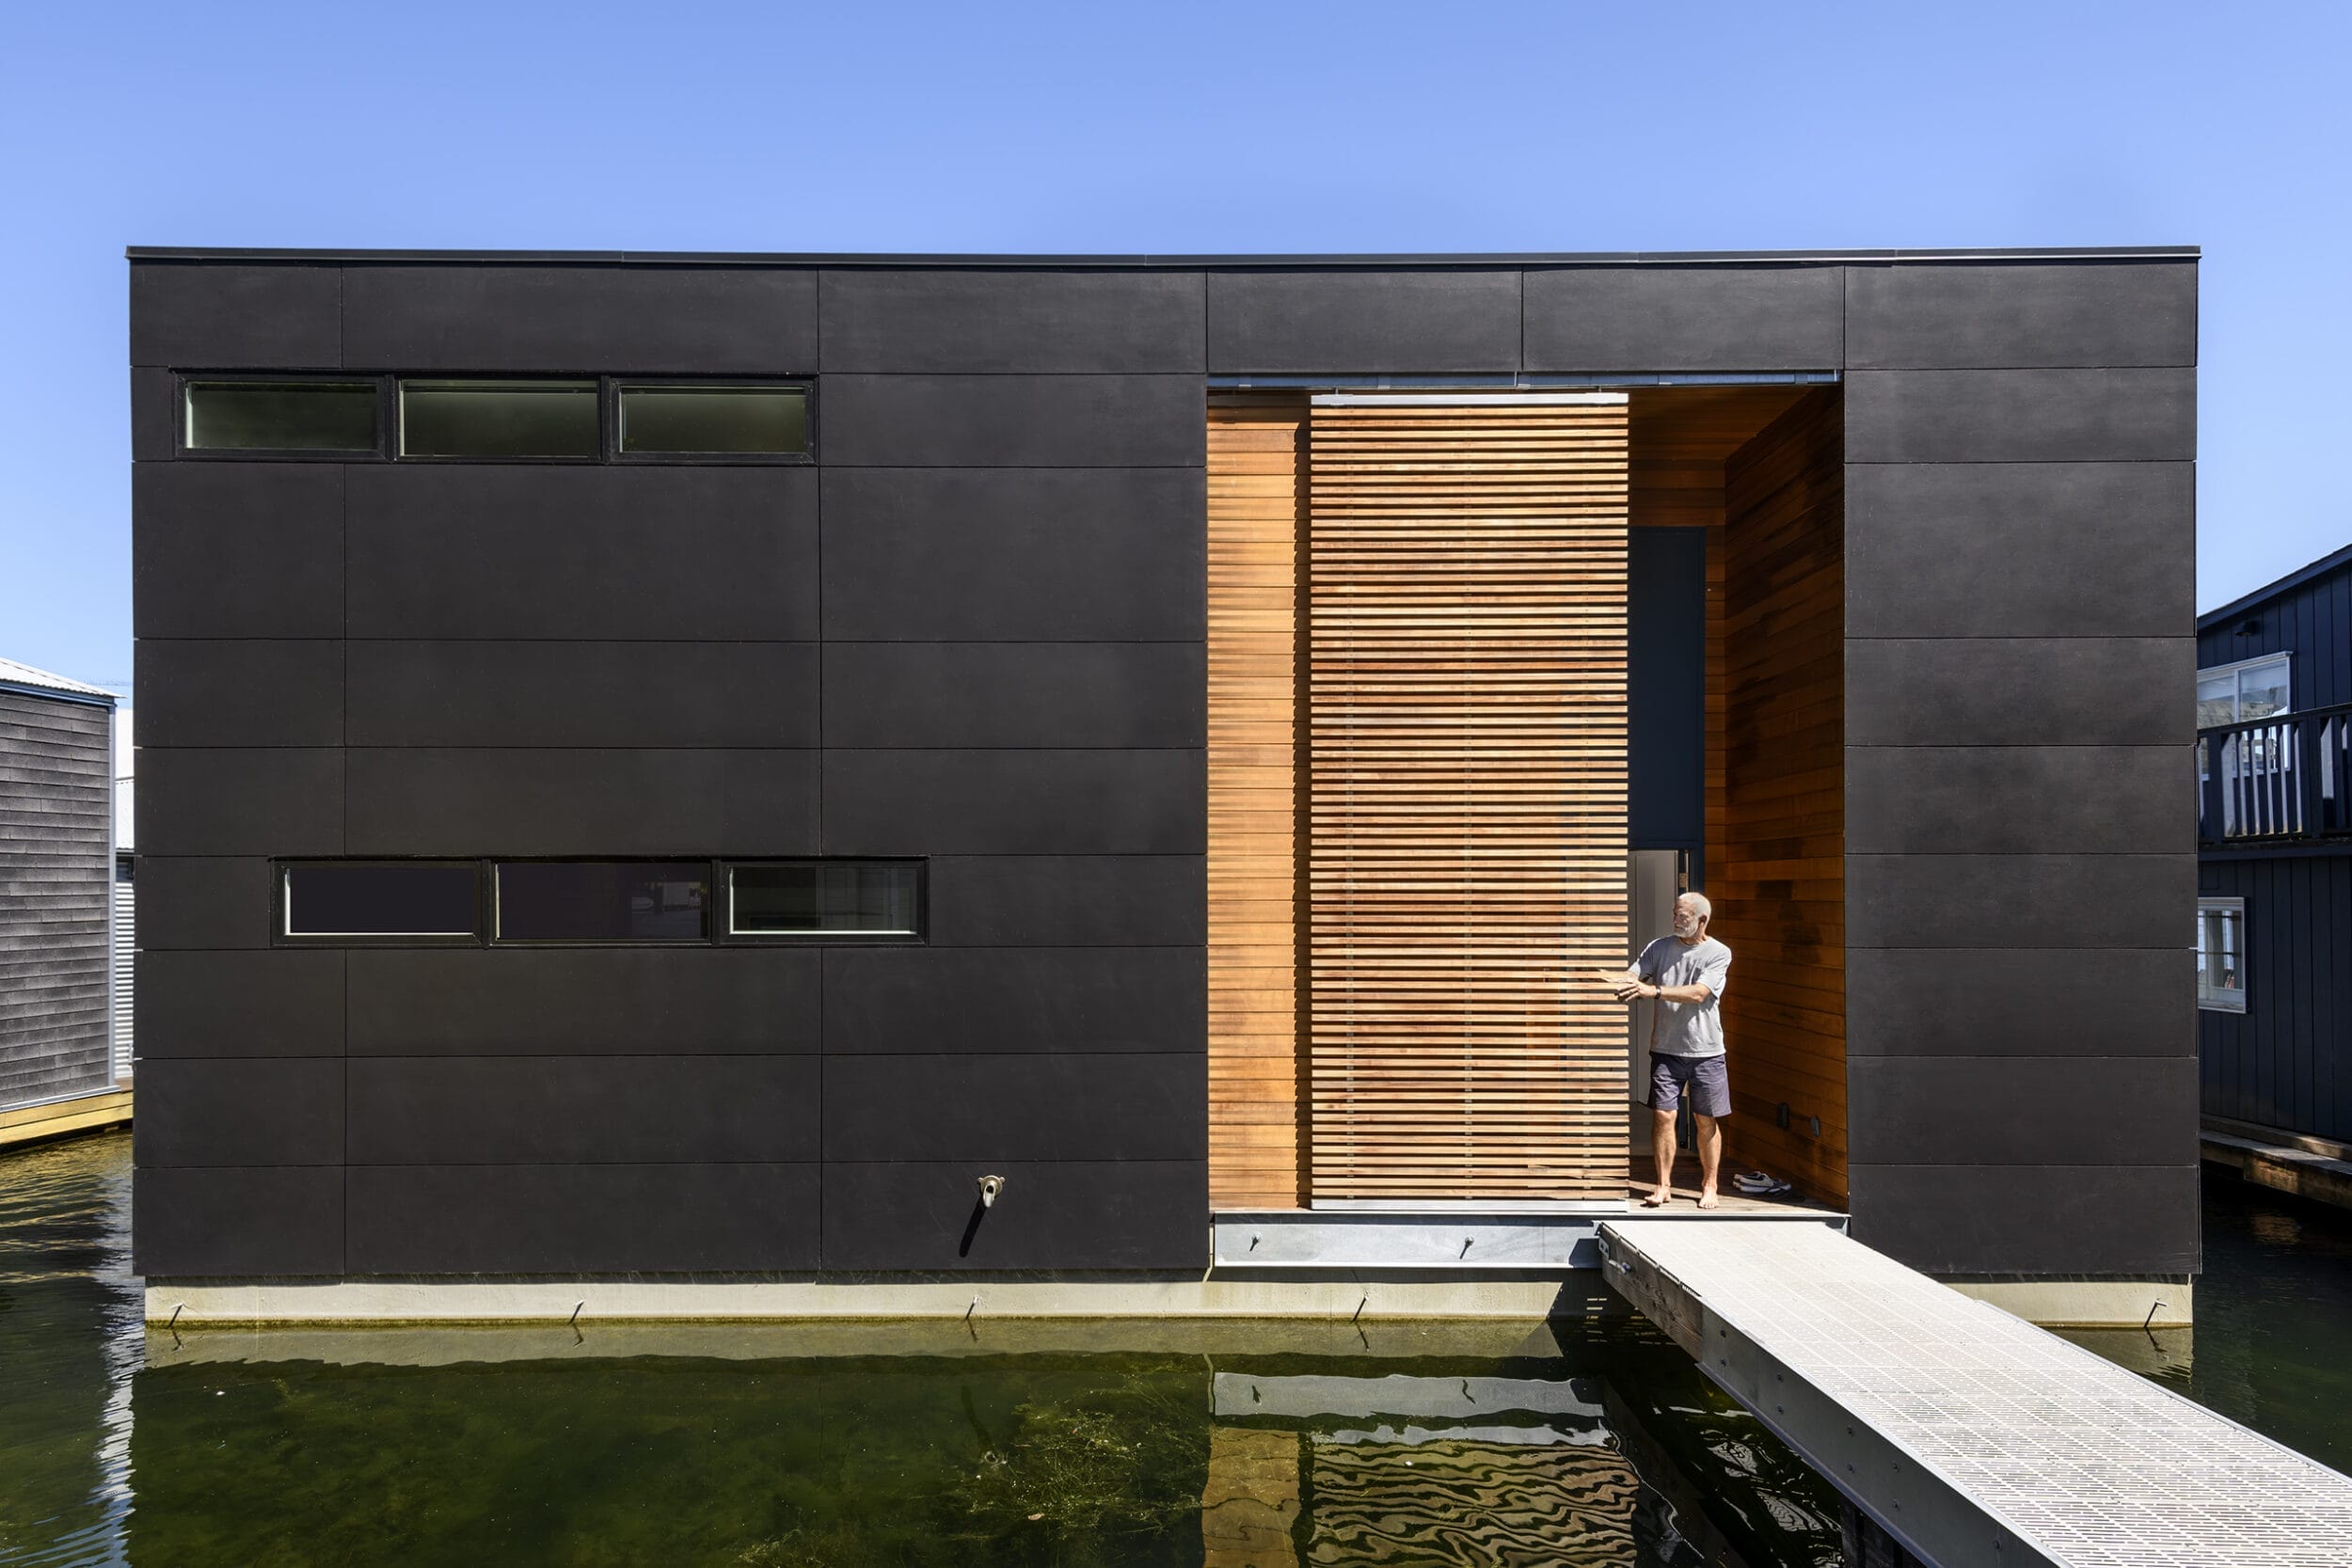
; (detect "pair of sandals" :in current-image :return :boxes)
[1733,1169,1791,1197]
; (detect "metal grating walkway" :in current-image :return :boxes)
[1600,1218,2352,1568]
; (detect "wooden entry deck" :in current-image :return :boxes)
[1600,1217,2352,1568]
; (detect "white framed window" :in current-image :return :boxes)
[2197,896,2246,1012]
[2197,654,2290,730]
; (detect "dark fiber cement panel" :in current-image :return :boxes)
[1849,854,2196,950]
[345,1056,821,1164]
[1847,1055,2198,1166]
[344,949,820,1056]
[1845,462,2194,638]
[822,1053,1206,1162]
[129,857,275,950]
[343,748,819,856]
[818,270,1206,373]
[822,750,1205,856]
[137,641,344,748]
[822,947,1207,1055]
[345,1164,821,1273]
[1850,1164,2200,1275]
[820,468,1206,641]
[821,643,1206,749]
[1522,265,1843,371]
[131,261,342,369]
[346,641,819,749]
[1845,746,2188,854]
[135,1167,344,1276]
[135,1058,345,1166]
[926,855,1207,948]
[1848,948,2194,1059]
[135,465,344,639]
[341,265,818,372]
[345,466,818,641]
[1206,270,1520,373]
[822,1160,1207,1271]
[1846,640,2193,747]
[135,951,345,1058]
[131,371,174,461]
[1844,261,2198,370]
[1845,368,2195,463]
[138,749,342,857]
[821,374,1206,467]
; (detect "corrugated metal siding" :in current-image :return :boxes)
[0,688,114,1109]
[2199,850,2352,1142]
[112,865,134,1080]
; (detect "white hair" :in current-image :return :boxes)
[1677,891,1712,922]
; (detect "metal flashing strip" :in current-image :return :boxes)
[1599,1218,2352,1568]
[126,245,2202,266]
[1216,371,1839,392]
[1212,1209,1843,1272]
[1311,390,1630,407]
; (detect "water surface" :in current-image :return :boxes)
[4,1131,1847,1566]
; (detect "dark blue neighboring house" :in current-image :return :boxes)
[2197,541,2352,1144]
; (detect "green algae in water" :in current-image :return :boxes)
[8,1132,1865,1567]
[129,1355,1213,1568]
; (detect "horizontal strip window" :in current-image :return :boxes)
[176,374,813,464]
[183,379,381,454]
[730,861,921,938]
[497,861,709,943]
[280,862,480,942]
[618,383,809,458]
[270,859,921,945]
[401,379,598,459]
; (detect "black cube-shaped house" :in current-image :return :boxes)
[128,247,2201,1320]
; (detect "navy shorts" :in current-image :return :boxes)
[1649,1053,1731,1118]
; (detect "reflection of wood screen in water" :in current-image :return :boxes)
[1304,1438,1638,1566]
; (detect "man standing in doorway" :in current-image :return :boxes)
[1608,892,1732,1209]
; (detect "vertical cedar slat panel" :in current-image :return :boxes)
[1207,399,1309,1209]
[1306,402,1630,1201]
[1715,388,1847,1204]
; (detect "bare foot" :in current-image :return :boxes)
[1641,1187,1671,1208]
[1696,1188,1721,1211]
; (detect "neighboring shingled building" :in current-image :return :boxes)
[0,656,124,1144]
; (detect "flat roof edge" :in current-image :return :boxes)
[123,245,2202,267]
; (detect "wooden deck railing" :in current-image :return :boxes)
[2199,701,2352,845]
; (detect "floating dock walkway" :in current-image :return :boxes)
[1600,1218,2352,1568]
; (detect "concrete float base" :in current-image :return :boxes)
[1940,1275,2192,1329]
[144,1274,1626,1327]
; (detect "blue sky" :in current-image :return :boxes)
[4,1,2345,693]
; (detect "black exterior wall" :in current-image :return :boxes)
[129,248,2201,1283]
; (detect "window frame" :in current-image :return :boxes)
[489,857,719,947]
[608,377,817,467]
[719,858,928,944]
[2197,895,2247,1014]
[2196,653,2293,727]
[268,857,926,946]
[171,372,817,465]
[272,859,487,947]
[396,375,606,465]
[177,373,392,462]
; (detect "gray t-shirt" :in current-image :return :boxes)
[1634,935,1731,1058]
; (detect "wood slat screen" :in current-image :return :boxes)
[1305,401,1630,1201]
[1207,399,1310,1209]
